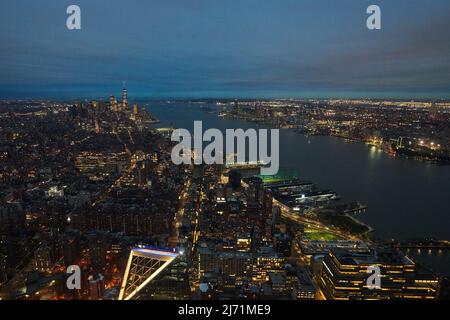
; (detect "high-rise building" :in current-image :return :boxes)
[90,100,98,109]
[119,247,179,300]
[199,246,216,275]
[319,248,440,300]
[0,252,7,286]
[109,95,119,113]
[274,232,292,257]
[289,266,316,300]
[247,177,263,203]
[228,170,241,189]
[236,236,252,252]
[269,272,287,295]
[88,273,105,300]
[263,190,273,215]
[34,245,54,272]
[63,232,80,267]
[139,253,191,300]
[252,250,285,283]
[218,252,252,278]
[0,204,27,270]
[88,237,106,271]
[136,161,149,187]
[272,206,281,227]
[121,83,128,112]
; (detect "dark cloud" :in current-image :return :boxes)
[0,0,449,98]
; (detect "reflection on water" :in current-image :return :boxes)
[146,101,450,274]
[369,146,377,160]
[407,249,450,276]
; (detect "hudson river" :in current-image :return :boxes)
[145,101,450,275]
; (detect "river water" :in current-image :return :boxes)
[144,101,450,275]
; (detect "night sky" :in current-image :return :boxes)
[0,0,449,99]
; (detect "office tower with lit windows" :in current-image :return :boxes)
[34,245,54,273]
[119,247,180,300]
[274,232,292,257]
[109,95,119,112]
[63,232,80,267]
[0,204,27,275]
[121,84,128,111]
[135,160,149,187]
[88,236,107,271]
[319,248,440,300]
[88,273,105,300]
[90,100,98,110]
[252,250,285,283]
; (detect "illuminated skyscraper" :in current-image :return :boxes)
[247,176,263,203]
[118,247,179,300]
[95,119,101,134]
[109,95,118,113]
[34,245,54,272]
[121,83,128,112]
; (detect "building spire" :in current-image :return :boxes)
[121,81,128,111]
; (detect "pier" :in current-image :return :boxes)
[386,239,450,250]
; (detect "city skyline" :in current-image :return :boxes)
[1,0,450,99]
[1,1,450,303]
[1,87,449,301]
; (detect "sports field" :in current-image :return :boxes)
[303,228,340,241]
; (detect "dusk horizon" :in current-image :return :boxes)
[1,0,449,100]
[1,0,450,307]
[2,88,450,101]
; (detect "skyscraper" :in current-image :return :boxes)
[109,95,118,113]
[247,176,263,203]
[88,273,105,300]
[228,170,242,189]
[0,252,7,286]
[121,83,128,112]
[119,247,179,300]
[63,232,80,267]
[34,245,54,272]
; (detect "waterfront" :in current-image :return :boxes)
[146,101,450,274]
[2,0,450,301]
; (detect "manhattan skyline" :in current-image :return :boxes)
[1,0,450,304]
